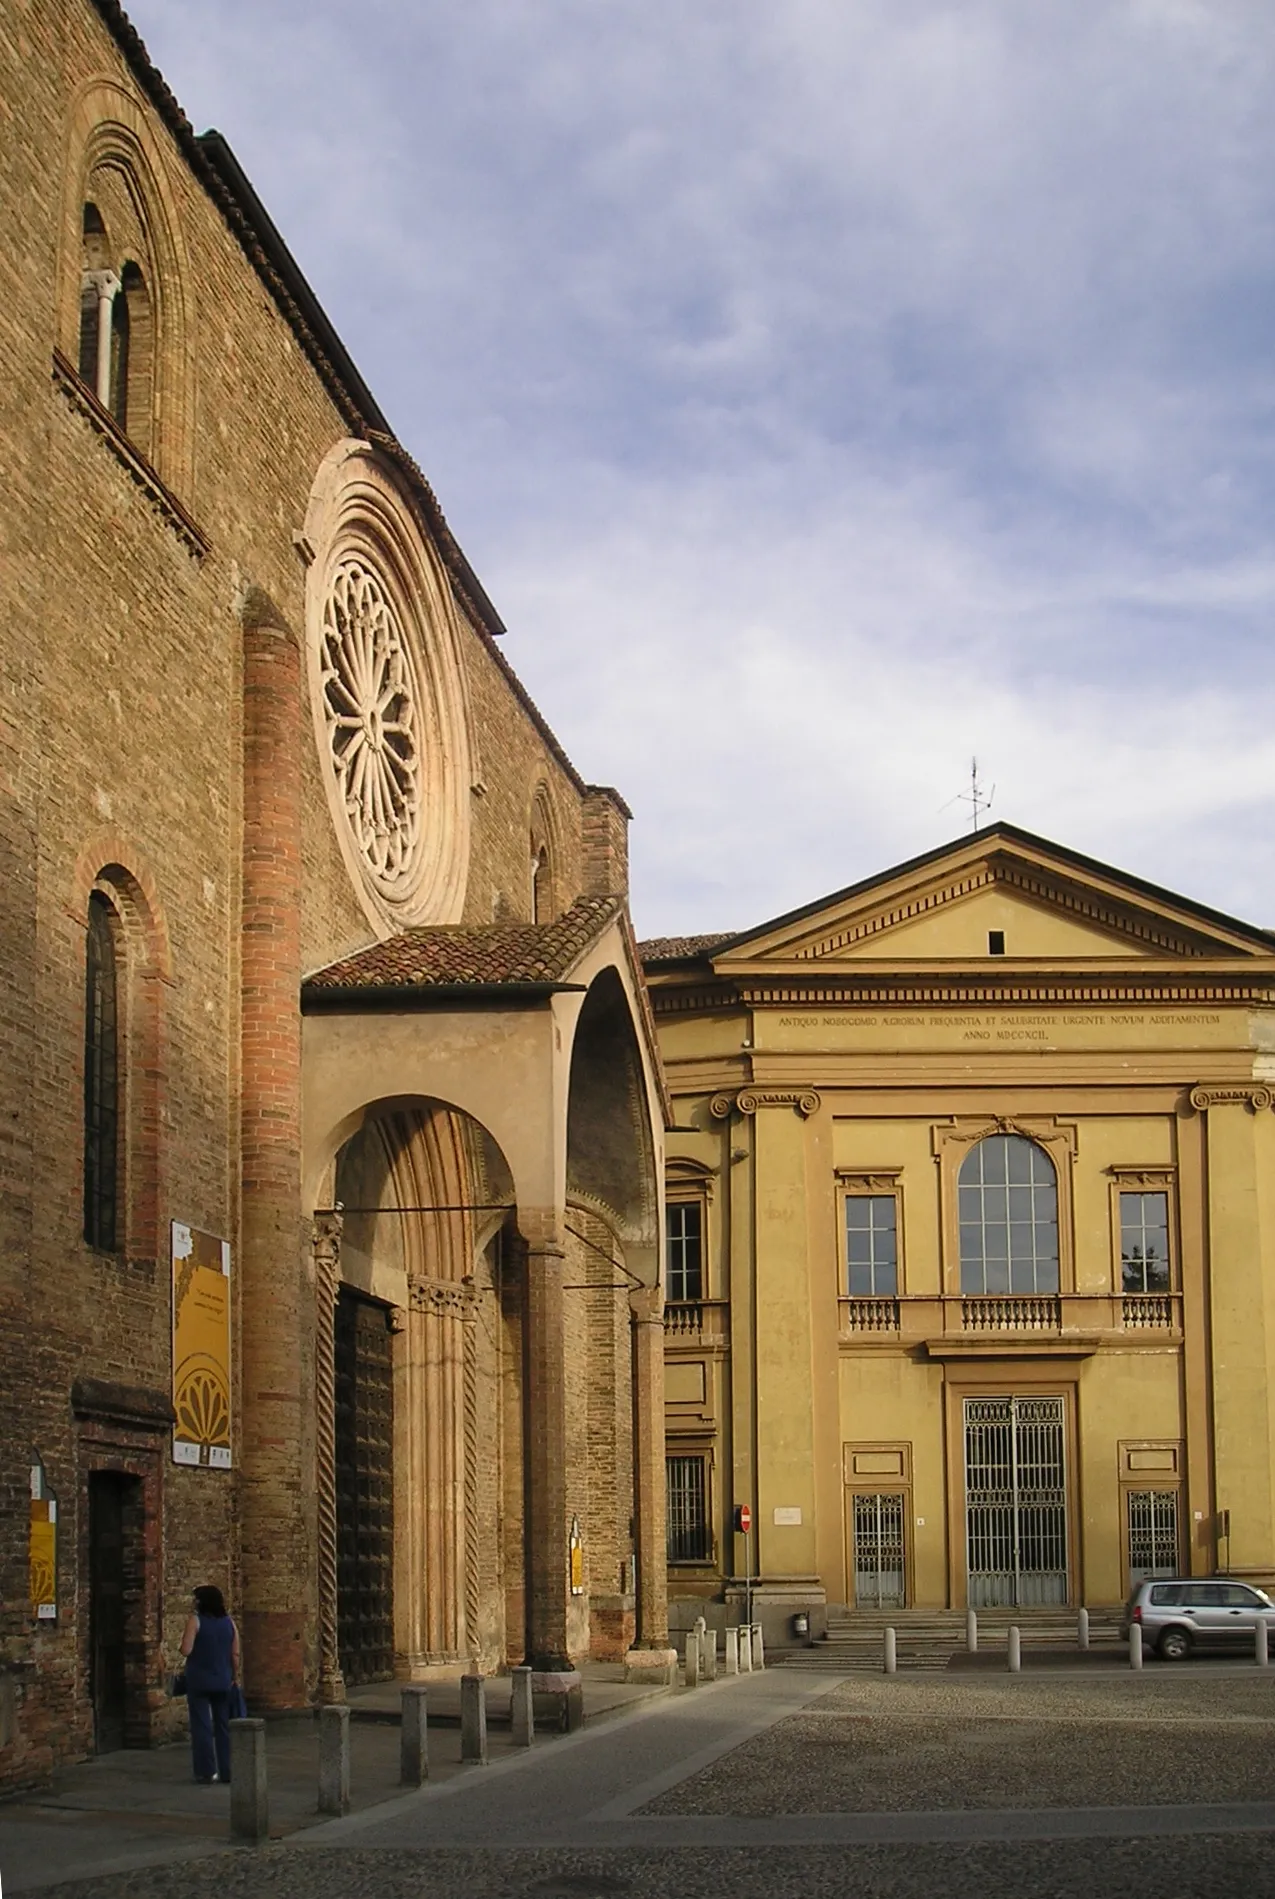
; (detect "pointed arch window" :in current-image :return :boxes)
[83,891,121,1250]
[958,1134,1058,1295]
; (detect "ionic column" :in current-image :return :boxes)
[625,1284,678,1684]
[313,1212,345,1705]
[525,1225,574,1674]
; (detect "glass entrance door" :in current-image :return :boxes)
[853,1492,906,1608]
[964,1395,1067,1607]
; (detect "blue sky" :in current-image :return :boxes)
[127,0,1275,934]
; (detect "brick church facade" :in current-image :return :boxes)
[0,0,674,1789]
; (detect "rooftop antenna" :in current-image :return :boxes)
[955,756,995,833]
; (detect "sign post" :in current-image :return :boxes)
[734,1503,753,1629]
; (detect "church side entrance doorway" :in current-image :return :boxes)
[88,1471,142,1752]
[335,1289,395,1684]
[964,1395,1068,1607]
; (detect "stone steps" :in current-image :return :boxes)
[772,1608,1124,1671]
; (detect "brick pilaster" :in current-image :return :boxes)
[239,586,311,1705]
[581,786,631,898]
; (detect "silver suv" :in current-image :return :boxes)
[1124,1577,1275,1660]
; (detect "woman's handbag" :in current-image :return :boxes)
[168,1671,187,1698]
[228,1683,247,1720]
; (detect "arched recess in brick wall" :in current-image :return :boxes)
[528,779,563,924]
[57,80,195,492]
[72,849,171,1265]
[303,440,473,938]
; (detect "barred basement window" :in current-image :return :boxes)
[1127,1490,1179,1581]
[83,891,120,1250]
[665,1201,703,1302]
[666,1454,711,1563]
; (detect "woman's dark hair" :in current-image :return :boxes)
[193,1585,227,1617]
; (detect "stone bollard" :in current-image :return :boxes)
[684,1633,701,1688]
[724,1628,739,1676]
[1078,1608,1090,1652]
[1258,1621,1270,1669]
[738,1625,753,1673]
[400,1686,429,1787]
[229,1718,268,1843]
[1007,1626,1021,1674]
[1130,1623,1143,1670]
[511,1665,535,1745]
[751,1623,765,1671]
[966,1608,978,1653]
[461,1672,488,1764]
[883,1627,897,1676]
[704,1629,719,1682]
[318,1704,350,1816]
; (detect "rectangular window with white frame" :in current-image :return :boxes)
[1120,1190,1171,1292]
[844,1193,899,1296]
[665,1200,704,1302]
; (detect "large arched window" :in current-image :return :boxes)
[83,891,121,1250]
[958,1135,1058,1295]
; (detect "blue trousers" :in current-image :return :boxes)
[188,1690,231,1781]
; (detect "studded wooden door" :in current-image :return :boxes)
[334,1291,395,1684]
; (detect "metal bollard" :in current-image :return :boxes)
[724,1627,739,1676]
[883,1626,897,1676]
[1130,1623,1143,1670]
[704,1629,718,1682]
[738,1625,752,1673]
[461,1672,488,1764]
[511,1665,535,1745]
[966,1608,978,1653]
[1258,1621,1270,1669]
[400,1685,429,1786]
[229,1718,268,1842]
[318,1704,350,1816]
[1007,1626,1021,1674]
[751,1623,765,1671]
[1078,1608,1090,1652]
[684,1633,700,1688]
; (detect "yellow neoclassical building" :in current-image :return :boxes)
[642,824,1275,1636]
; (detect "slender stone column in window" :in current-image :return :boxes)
[83,268,121,406]
[313,1211,345,1705]
[625,1284,678,1684]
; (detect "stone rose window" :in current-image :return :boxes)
[304,440,473,935]
[321,558,423,902]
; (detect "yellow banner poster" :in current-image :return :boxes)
[29,1497,56,1620]
[172,1222,232,1469]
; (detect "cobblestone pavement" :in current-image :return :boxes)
[8,1668,1275,1898]
[642,1670,1275,1813]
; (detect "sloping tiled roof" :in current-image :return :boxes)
[305,896,623,994]
[638,933,734,965]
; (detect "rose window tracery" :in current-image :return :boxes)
[320,559,422,895]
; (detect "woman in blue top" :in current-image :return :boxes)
[179,1584,241,1783]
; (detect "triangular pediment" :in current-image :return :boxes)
[711,826,1275,970]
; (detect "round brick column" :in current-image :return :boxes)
[239,587,311,1706]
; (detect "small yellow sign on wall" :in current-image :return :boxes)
[569,1515,585,1596]
[172,1222,232,1469]
[30,1456,56,1620]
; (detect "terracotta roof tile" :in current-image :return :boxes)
[638,933,734,965]
[305,896,622,992]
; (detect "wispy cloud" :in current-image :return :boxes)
[129,0,1275,930]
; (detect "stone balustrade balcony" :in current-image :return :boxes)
[837,1291,1183,1355]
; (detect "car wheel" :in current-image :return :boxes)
[1158,1626,1192,1662]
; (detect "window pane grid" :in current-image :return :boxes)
[666,1455,711,1562]
[958,1136,1058,1295]
[844,1195,898,1296]
[1120,1191,1171,1293]
[665,1202,703,1302]
[83,892,119,1251]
